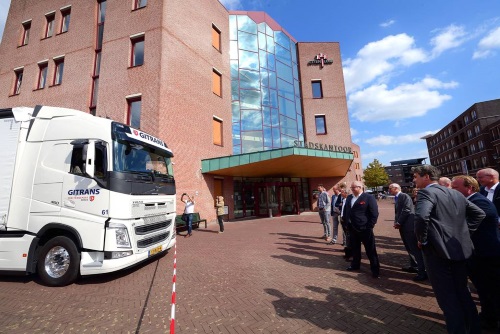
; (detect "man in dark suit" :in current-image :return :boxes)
[477,168,500,222]
[329,185,345,245]
[343,181,380,278]
[413,165,485,334]
[388,183,427,281]
[452,175,500,331]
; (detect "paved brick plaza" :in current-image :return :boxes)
[0,199,472,333]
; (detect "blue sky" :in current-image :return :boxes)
[1,0,499,169]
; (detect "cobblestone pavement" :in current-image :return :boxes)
[0,200,478,333]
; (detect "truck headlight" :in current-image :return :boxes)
[108,223,131,248]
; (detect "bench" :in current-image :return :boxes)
[175,212,207,230]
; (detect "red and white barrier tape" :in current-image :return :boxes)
[170,242,177,334]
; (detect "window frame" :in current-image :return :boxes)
[60,6,71,34]
[213,116,223,146]
[212,68,222,97]
[133,0,147,10]
[44,12,55,38]
[20,20,31,46]
[53,56,65,86]
[12,68,24,95]
[37,61,49,90]
[130,33,145,67]
[311,80,323,99]
[212,24,221,52]
[126,94,142,129]
[315,115,327,135]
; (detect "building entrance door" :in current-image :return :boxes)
[255,182,299,217]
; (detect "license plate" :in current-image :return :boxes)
[149,245,163,257]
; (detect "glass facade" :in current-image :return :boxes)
[230,15,304,154]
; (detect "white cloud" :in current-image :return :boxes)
[350,128,358,137]
[362,150,387,159]
[343,34,427,93]
[473,26,500,59]
[348,77,457,122]
[380,20,395,28]
[364,130,438,146]
[430,24,468,58]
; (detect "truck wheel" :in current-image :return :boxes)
[37,236,80,287]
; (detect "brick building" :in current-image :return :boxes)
[0,0,362,221]
[385,158,427,191]
[422,99,500,178]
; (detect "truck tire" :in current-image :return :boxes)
[37,236,80,287]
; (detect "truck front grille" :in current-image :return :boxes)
[135,220,171,235]
[137,232,169,248]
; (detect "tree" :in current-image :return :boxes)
[363,159,389,189]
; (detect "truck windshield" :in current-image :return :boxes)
[111,122,174,177]
[113,140,173,176]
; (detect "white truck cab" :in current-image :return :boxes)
[0,106,176,286]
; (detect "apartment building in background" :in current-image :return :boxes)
[0,0,362,221]
[422,99,500,178]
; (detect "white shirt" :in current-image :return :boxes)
[485,182,498,202]
[184,200,195,214]
[351,193,361,207]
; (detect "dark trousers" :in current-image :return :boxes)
[217,215,224,232]
[468,255,500,324]
[399,222,426,275]
[186,213,193,234]
[423,250,480,334]
[349,227,380,275]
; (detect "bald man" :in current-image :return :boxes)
[477,168,500,224]
[438,177,452,188]
[342,181,380,278]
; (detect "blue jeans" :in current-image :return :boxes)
[186,213,193,234]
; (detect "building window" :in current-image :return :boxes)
[481,156,487,167]
[127,96,142,129]
[471,110,477,120]
[315,115,326,135]
[312,80,323,98]
[464,115,470,125]
[20,21,31,46]
[353,151,359,158]
[44,12,55,38]
[212,24,221,51]
[355,163,360,169]
[212,69,222,97]
[60,7,71,33]
[53,57,64,85]
[213,117,223,146]
[133,0,147,10]
[474,125,480,135]
[478,140,484,151]
[12,68,24,95]
[131,34,145,67]
[467,129,472,139]
[37,62,48,89]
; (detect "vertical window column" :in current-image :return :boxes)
[212,68,222,97]
[90,0,106,115]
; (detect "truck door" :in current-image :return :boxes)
[62,140,110,220]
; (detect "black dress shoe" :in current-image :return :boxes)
[412,274,428,282]
[401,266,418,273]
[346,266,360,271]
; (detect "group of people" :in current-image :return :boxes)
[318,166,500,334]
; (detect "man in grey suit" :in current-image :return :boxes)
[413,165,485,334]
[388,183,427,281]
